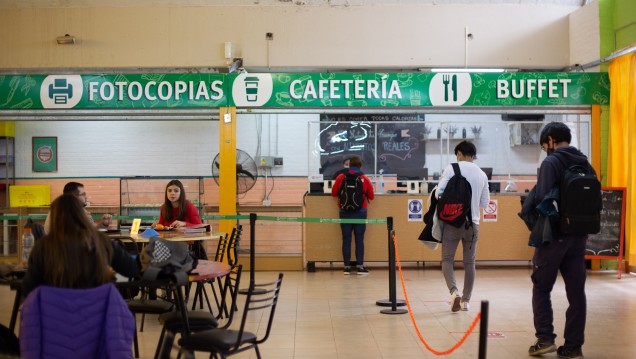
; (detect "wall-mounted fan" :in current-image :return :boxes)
[211,149,258,196]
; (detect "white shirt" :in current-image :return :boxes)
[437,161,490,225]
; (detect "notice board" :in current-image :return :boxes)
[586,187,626,278]
[318,114,427,178]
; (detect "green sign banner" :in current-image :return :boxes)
[0,72,610,110]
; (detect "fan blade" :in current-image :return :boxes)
[237,169,255,180]
[214,161,220,169]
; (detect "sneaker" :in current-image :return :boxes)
[356,266,369,275]
[557,346,584,359]
[343,266,351,275]
[528,340,557,356]
[460,301,469,311]
[450,291,461,312]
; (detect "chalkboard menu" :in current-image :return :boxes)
[318,114,427,178]
[586,188,626,257]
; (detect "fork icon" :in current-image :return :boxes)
[442,74,450,101]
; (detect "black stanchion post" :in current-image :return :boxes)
[239,213,259,295]
[478,300,489,359]
[249,212,257,289]
[377,216,407,314]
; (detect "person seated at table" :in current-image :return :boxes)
[22,194,140,297]
[44,181,113,233]
[153,179,207,260]
[155,179,202,228]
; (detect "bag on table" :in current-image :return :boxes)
[140,236,195,283]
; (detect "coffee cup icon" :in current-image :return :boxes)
[244,76,260,102]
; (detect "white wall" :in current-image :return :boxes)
[14,115,315,178]
[0,4,578,70]
[569,0,601,71]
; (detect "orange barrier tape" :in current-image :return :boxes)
[392,233,481,355]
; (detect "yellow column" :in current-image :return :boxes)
[218,107,237,246]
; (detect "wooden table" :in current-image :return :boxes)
[110,231,225,243]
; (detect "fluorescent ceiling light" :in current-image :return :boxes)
[430,68,505,73]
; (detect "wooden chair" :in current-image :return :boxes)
[177,273,284,359]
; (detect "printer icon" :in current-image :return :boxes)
[48,79,73,104]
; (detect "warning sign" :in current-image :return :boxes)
[483,199,498,222]
[407,199,423,222]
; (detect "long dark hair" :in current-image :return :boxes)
[162,179,187,221]
[41,194,113,289]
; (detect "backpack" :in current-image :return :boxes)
[437,163,473,228]
[140,236,194,283]
[338,172,365,212]
[553,153,602,235]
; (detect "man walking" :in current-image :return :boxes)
[528,122,596,359]
[437,140,490,312]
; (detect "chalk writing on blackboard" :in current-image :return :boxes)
[318,114,427,177]
[586,189,624,256]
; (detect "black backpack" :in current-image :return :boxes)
[437,163,473,228]
[338,172,365,212]
[553,153,602,235]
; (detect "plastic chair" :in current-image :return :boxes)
[154,264,243,359]
[178,273,284,359]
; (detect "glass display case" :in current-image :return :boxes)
[119,176,204,227]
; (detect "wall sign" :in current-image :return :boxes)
[32,136,57,172]
[0,72,610,110]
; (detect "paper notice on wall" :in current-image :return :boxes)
[483,200,498,222]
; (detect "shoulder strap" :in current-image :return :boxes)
[451,162,461,176]
[551,152,567,168]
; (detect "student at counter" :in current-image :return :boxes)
[331,156,374,275]
[332,157,352,180]
[23,194,140,297]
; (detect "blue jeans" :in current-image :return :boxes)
[339,210,367,267]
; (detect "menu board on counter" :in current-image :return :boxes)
[318,114,427,178]
[586,188,626,258]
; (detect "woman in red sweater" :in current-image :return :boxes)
[156,179,208,259]
[157,179,202,228]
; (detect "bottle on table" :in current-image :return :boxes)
[21,227,35,267]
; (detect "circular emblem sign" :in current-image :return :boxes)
[37,146,53,163]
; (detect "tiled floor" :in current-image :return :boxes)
[3,265,636,358]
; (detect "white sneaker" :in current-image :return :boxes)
[450,291,461,312]
[460,301,469,311]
